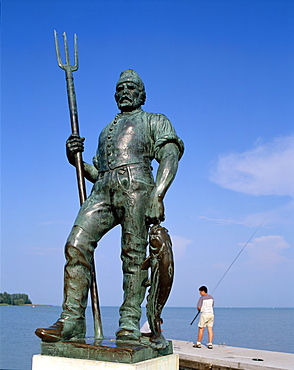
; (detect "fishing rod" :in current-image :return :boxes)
[190,311,200,326]
[190,219,266,325]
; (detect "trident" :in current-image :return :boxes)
[54,30,103,341]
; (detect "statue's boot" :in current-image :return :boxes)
[34,317,86,343]
[35,226,95,342]
[116,233,148,343]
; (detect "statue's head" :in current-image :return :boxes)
[115,69,146,112]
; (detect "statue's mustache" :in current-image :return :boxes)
[118,95,134,104]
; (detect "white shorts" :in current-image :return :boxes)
[198,313,214,328]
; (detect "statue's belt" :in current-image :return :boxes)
[97,162,152,176]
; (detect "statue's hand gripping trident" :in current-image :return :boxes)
[54,31,103,341]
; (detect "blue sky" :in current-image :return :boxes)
[1,0,294,308]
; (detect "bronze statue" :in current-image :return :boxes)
[35,67,184,349]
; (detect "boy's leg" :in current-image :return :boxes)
[197,327,204,343]
[207,326,214,344]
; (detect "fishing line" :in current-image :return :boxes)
[190,219,266,325]
[211,219,266,294]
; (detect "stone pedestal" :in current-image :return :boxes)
[32,353,179,369]
[40,339,173,364]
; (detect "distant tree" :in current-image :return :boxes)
[0,292,32,305]
[0,292,11,304]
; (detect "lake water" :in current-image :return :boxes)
[0,306,293,370]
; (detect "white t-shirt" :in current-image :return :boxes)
[197,294,214,315]
[140,321,151,334]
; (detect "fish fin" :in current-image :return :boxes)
[141,256,151,270]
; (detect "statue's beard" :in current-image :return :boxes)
[117,96,141,111]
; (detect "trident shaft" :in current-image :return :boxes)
[54,30,103,340]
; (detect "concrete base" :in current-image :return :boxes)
[32,353,179,370]
[172,339,294,370]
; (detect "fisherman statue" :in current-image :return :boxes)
[35,69,184,349]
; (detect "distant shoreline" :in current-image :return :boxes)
[1,304,293,308]
[0,304,53,307]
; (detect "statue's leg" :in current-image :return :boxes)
[116,232,148,342]
[35,183,117,342]
[59,226,96,338]
[115,178,151,343]
[34,225,97,342]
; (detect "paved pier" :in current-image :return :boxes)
[171,339,294,370]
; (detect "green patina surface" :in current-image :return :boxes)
[35,36,184,352]
[41,339,173,364]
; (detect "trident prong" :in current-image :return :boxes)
[54,30,78,72]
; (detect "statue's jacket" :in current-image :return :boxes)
[93,108,184,175]
[74,108,184,236]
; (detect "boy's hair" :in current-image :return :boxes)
[199,286,207,293]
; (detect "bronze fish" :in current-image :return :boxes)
[141,224,174,349]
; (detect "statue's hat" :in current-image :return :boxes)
[116,69,145,91]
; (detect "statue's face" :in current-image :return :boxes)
[115,82,141,112]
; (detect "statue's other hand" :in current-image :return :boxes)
[145,195,165,226]
[66,134,85,165]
